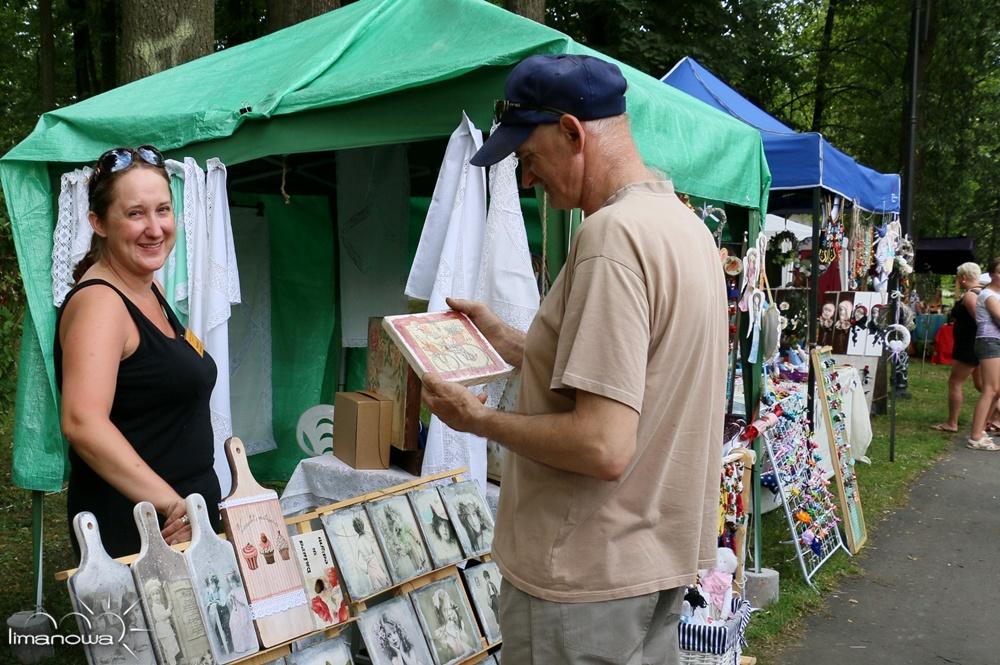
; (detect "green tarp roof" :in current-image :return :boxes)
[2,0,769,490]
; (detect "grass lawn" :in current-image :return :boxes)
[0,361,964,664]
[745,361,970,664]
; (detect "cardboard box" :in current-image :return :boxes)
[333,391,392,469]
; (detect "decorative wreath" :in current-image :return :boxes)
[768,230,800,266]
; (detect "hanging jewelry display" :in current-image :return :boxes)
[758,393,846,587]
[849,208,874,290]
[873,218,901,292]
[818,197,845,266]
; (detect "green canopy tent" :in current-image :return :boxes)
[2,0,769,498]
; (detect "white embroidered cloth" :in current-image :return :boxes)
[228,206,276,455]
[337,145,411,347]
[407,115,539,491]
[406,114,488,488]
[188,158,242,497]
[52,167,94,306]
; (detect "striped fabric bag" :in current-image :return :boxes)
[678,597,752,664]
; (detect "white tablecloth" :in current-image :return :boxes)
[279,454,500,518]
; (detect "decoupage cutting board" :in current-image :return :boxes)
[220,436,314,647]
[183,493,260,662]
[67,512,156,665]
[131,501,213,665]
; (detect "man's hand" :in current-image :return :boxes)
[447,297,524,368]
[422,373,489,434]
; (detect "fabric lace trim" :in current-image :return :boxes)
[219,490,278,510]
[52,167,94,306]
[249,589,308,620]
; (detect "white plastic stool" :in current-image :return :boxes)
[296,404,335,457]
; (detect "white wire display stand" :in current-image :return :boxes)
[760,394,847,587]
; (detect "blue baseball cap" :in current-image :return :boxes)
[470,54,628,167]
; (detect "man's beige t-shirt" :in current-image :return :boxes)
[492,180,728,603]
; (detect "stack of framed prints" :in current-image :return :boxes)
[316,472,501,665]
[57,468,501,665]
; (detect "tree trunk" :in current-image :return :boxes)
[507,0,546,24]
[120,0,215,84]
[267,0,341,32]
[38,0,55,110]
[810,0,838,133]
[99,0,118,92]
[67,0,98,99]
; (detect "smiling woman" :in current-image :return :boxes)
[54,145,222,559]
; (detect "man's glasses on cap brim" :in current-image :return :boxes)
[93,145,165,180]
[493,99,570,125]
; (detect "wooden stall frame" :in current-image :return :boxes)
[811,347,868,554]
[721,447,755,595]
[57,467,500,665]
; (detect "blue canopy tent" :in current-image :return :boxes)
[662,56,900,215]
[663,56,902,579]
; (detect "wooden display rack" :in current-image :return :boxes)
[811,346,868,554]
[57,468,499,665]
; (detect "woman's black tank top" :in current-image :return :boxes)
[952,289,979,360]
[54,279,221,558]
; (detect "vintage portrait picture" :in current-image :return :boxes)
[70,587,155,665]
[357,595,435,665]
[139,577,213,665]
[407,488,464,569]
[438,481,495,557]
[461,562,502,645]
[291,530,351,630]
[287,635,354,665]
[322,505,393,601]
[195,569,257,660]
[817,291,838,349]
[831,292,855,354]
[410,576,482,665]
[367,495,433,584]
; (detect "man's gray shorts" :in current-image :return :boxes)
[499,579,685,664]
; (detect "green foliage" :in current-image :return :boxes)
[0,201,23,416]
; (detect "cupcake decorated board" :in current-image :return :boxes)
[220,437,315,647]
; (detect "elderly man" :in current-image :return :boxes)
[422,54,727,664]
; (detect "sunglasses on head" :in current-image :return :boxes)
[493,99,570,124]
[92,145,165,181]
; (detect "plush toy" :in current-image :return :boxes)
[682,585,711,623]
[699,547,738,620]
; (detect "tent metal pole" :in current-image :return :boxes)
[807,187,822,424]
[33,491,44,612]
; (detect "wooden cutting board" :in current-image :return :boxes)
[67,511,156,665]
[183,492,260,662]
[131,501,213,665]
[219,436,314,647]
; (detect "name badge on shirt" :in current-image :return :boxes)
[184,328,205,357]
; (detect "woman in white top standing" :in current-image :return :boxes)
[968,257,1000,449]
